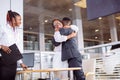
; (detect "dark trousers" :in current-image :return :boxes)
[68,57,85,80]
[0,58,17,80]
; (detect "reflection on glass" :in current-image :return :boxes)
[24,32,39,50]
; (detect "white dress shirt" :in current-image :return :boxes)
[0,24,23,64]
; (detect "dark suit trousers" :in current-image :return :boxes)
[0,58,17,80]
[68,57,85,80]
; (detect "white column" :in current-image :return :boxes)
[72,0,84,52]
[108,15,118,42]
[39,16,45,51]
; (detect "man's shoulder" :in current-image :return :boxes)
[59,28,65,32]
[60,28,72,31]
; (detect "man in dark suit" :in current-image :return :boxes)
[52,17,85,80]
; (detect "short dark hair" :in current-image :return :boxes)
[62,17,72,25]
[62,17,71,21]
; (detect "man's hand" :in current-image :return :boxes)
[20,63,28,70]
[70,32,77,37]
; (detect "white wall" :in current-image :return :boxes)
[0,0,23,52]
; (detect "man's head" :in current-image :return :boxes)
[62,17,72,26]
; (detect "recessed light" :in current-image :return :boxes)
[95,37,98,39]
[109,38,111,41]
[69,8,72,11]
[98,17,102,20]
[95,29,99,32]
[45,20,48,23]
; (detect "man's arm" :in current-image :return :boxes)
[54,31,76,42]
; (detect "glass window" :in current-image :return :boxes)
[23,13,39,50]
[24,32,39,50]
[24,0,73,51]
[81,8,112,47]
[24,0,120,50]
[116,13,120,41]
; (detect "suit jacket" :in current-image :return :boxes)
[52,28,82,61]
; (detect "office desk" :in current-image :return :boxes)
[17,67,81,80]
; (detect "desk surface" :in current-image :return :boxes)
[17,67,81,74]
